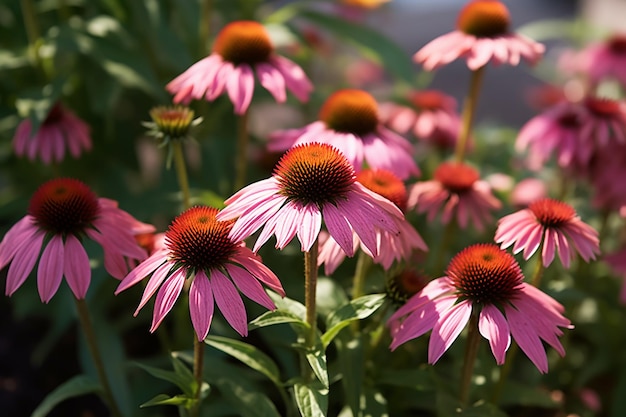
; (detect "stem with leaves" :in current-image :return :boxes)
[74,298,123,417]
[455,66,486,163]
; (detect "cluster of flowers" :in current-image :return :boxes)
[4,0,623,385]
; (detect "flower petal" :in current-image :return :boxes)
[478,304,511,365]
[428,300,472,364]
[189,270,215,341]
[212,270,248,336]
[37,235,65,303]
[150,271,185,333]
[64,234,92,299]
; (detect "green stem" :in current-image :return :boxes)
[190,337,205,417]
[234,110,250,192]
[530,255,545,288]
[459,313,481,407]
[455,66,486,163]
[304,239,319,349]
[172,141,192,209]
[490,342,518,404]
[352,250,372,300]
[198,0,213,58]
[20,0,42,68]
[74,298,124,417]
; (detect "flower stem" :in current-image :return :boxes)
[198,0,213,58]
[234,110,250,192]
[20,0,42,68]
[530,255,545,288]
[190,336,205,417]
[172,141,192,209]
[74,298,123,417]
[352,250,372,300]
[455,66,486,163]
[304,238,320,349]
[459,312,481,407]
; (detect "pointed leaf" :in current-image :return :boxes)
[133,361,195,397]
[140,394,193,408]
[305,342,329,389]
[294,381,328,417]
[30,375,100,417]
[249,309,310,331]
[336,336,364,416]
[322,294,386,347]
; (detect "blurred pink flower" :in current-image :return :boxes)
[0,178,153,302]
[388,244,572,373]
[318,169,427,274]
[510,178,547,208]
[495,198,600,268]
[604,248,626,305]
[414,0,544,71]
[217,143,403,256]
[408,161,501,231]
[588,144,626,211]
[167,21,313,115]
[579,33,626,88]
[267,89,419,180]
[13,103,92,165]
[116,206,284,340]
[379,90,461,149]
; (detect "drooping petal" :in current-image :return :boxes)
[211,270,248,336]
[37,235,65,303]
[150,271,185,333]
[256,62,287,103]
[428,300,472,364]
[189,270,215,341]
[232,248,285,296]
[116,250,169,294]
[227,64,255,115]
[135,261,177,315]
[5,230,45,296]
[505,303,549,373]
[64,234,92,299]
[226,264,275,311]
[478,304,511,365]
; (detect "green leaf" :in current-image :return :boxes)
[305,342,329,389]
[376,368,434,391]
[249,309,310,331]
[294,381,328,417]
[213,378,282,417]
[360,387,388,417]
[336,336,364,416]
[30,375,100,417]
[322,294,386,347]
[140,393,192,408]
[270,292,307,320]
[205,335,282,386]
[298,10,415,83]
[133,361,195,397]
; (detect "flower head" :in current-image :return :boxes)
[116,206,284,340]
[495,198,600,268]
[167,21,313,114]
[0,179,153,302]
[408,162,501,231]
[578,34,626,88]
[268,89,419,180]
[217,143,403,257]
[379,90,461,150]
[385,268,429,306]
[414,0,544,71]
[144,105,202,143]
[388,244,572,373]
[318,169,427,274]
[13,103,92,165]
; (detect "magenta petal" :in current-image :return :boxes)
[505,303,549,373]
[322,203,355,257]
[478,305,511,365]
[211,270,248,336]
[297,204,322,252]
[233,249,285,296]
[37,235,65,303]
[189,270,214,341]
[135,261,176,315]
[227,64,255,115]
[64,234,91,299]
[226,264,275,311]
[428,300,472,364]
[116,250,169,294]
[150,271,185,333]
[6,230,45,296]
[256,63,286,103]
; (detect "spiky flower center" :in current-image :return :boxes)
[434,162,479,193]
[584,97,621,118]
[386,269,428,305]
[608,35,626,55]
[319,89,379,135]
[274,143,355,206]
[409,90,450,111]
[528,198,576,228]
[149,106,195,139]
[213,21,273,65]
[28,178,100,235]
[457,0,510,38]
[165,206,237,272]
[447,244,522,304]
[356,169,407,211]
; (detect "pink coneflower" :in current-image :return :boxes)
[217,143,403,257]
[166,21,313,115]
[604,248,626,304]
[510,178,547,208]
[385,267,429,306]
[116,206,284,340]
[318,169,427,274]
[267,89,420,180]
[495,198,600,268]
[379,90,461,150]
[578,33,626,88]
[0,179,153,302]
[414,0,545,71]
[588,144,626,211]
[388,244,572,373]
[13,103,92,165]
[407,161,501,231]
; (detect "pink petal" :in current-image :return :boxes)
[297,204,322,252]
[227,64,255,115]
[428,300,472,364]
[322,203,355,257]
[226,264,275,311]
[478,305,511,365]
[6,230,45,297]
[211,270,248,336]
[64,234,91,299]
[505,303,549,373]
[189,270,214,341]
[116,250,169,294]
[37,235,65,303]
[233,248,285,296]
[256,63,286,103]
[150,272,185,333]
[135,261,177,315]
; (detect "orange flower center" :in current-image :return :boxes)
[409,90,450,111]
[165,206,237,272]
[608,34,626,55]
[457,0,510,38]
[528,198,576,227]
[213,21,273,65]
[274,143,355,206]
[386,269,429,305]
[356,169,407,211]
[28,178,100,235]
[319,89,379,135]
[434,162,479,193]
[447,244,523,304]
[584,97,621,118]
[149,105,196,139]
